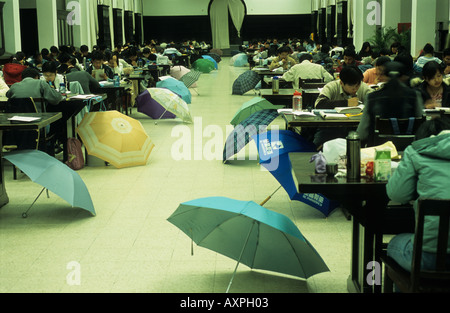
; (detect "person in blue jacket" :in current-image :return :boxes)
[386,116,450,271]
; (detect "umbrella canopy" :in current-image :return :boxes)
[253,130,339,217]
[136,89,177,120]
[3,150,95,216]
[230,97,279,126]
[76,111,155,169]
[192,58,216,73]
[232,70,261,95]
[168,196,329,291]
[232,53,249,67]
[202,55,218,69]
[146,88,193,123]
[207,53,222,63]
[180,70,202,89]
[210,48,223,56]
[223,109,279,162]
[156,77,192,104]
[170,65,190,80]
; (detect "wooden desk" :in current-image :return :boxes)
[100,83,132,115]
[253,68,286,88]
[287,114,361,128]
[260,89,294,107]
[0,112,62,208]
[289,152,389,293]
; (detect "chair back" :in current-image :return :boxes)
[299,78,325,89]
[373,116,425,151]
[5,97,38,113]
[411,199,450,292]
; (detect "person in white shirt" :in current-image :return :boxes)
[282,54,334,89]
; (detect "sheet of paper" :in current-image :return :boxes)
[8,116,42,122]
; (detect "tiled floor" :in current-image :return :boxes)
[0,58,352,293]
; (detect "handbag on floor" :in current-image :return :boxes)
[65,137,84,171]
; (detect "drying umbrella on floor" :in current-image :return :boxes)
[230,97,279,126]
[144,88,193,123]
[223,109,279,162]
[76,111,155,169]
[192,58,216,73]
[252,130,339,217]
[168,196,329,292]
[202,55,218,69]
[180,70,202,95]
[3,150,95,218]
[156,77,192,104]
[170,65,191,80]
[232,53,249,67]
[232,70,261,95]
[207,53,221,63]
[136,89,177,120]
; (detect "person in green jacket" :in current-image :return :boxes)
[386,116,450,271]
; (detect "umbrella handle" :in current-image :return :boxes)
[226,221,256,293]
[22,187,46,218]
[260,186,282,206]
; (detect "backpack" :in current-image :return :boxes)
[65,138,84,170]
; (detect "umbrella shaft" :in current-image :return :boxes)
[226,221,256,293]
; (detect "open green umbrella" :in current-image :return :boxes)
[3,150,95,217]
[230,97,279,126]
[192,58,216,73]
[168,196,329,292]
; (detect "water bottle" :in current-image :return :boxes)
[59,82,66,95]
[346,131,361,182]
[114,74,120,87]
[259,57,263,67]
[292,90,302,111]
[272,76,279,94]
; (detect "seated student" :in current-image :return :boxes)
[313,65,373,147]
[282,53,333,90]
[386,116,450,272]
[105,51,125,76]
[335,48,363,73]
[414,43,442,73]
[357,61,424,144]
[312,44,334,74]
[417,61,450,108]
[123,47,139,67]
[0,77,9,97]
[6,67,63,110]
[87,51,114,80]
[3,52,28,86]
[363,56,391,85]
[58,53,100,95]
[41,61,64,90]
[442,48,450,76]
[268,45,297,71]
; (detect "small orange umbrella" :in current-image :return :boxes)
[77,111,155,169]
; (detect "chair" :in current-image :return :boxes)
[299,78,326,90]
[373,116,425,151]
[382,199,450,293]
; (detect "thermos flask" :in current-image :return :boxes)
[272,76,279,94]
[346,131,361,181]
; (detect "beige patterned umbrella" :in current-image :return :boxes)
[77,111,155,169]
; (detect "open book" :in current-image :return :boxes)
[334,104,364,114]
[277,109,316,119]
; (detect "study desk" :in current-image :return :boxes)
[99,83,132,115]
[289,152,400,293]
[261,89,321,108]
[253,68,286,88]
[0,112,62,208]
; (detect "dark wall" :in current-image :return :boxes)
[143,14,311,44]
[20,9,39,57]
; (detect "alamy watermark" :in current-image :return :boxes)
[66,1,81,26]
[66,261,81,286]
[367,1,381,26]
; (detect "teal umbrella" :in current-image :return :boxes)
[3,150,95,217]
[168,196,329,292]
[202,55,218,69]
[230,97,279,126]
[156,77,192,104]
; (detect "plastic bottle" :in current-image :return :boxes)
[346,131,361,182]
[114,74,120,87]
[259,57,263,67]
[59,82,66,95]
[272,76,279,94]
[292,90,302,111]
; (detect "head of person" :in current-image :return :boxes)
[443,48,450,66]
[361,42,371,53]
[423,43,435,56]
[91,51,105,70]
[375,56,392,83]
[343,49,357,65]
[320,43,330,54]
[394,54,414,81]
[415,116,450,140]
[339,65,363,96]
[422,61,444,89]
[390,42,400,55]
[13,51,26,65]
[142,48,151,59]
[50,46,59,57]
[277,45,292,60]
[42,61,58,82]
[80,45,90,56]
[21,67,40,80]
[298,53,313,63]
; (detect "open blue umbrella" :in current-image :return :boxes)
[202,55,218,69]
[3,150,95,217]
[168,196,329,292]
[253,130,339,217]
[156,77,192,104]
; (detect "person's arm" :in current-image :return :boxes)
[386,147,418,204]
[356,95,371,143]
[40,80,63,105]
[281,67,295,83]
[314,82,347,109]
[87,73,101,94]
[268,58,281,70]
[321,67,334,83]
